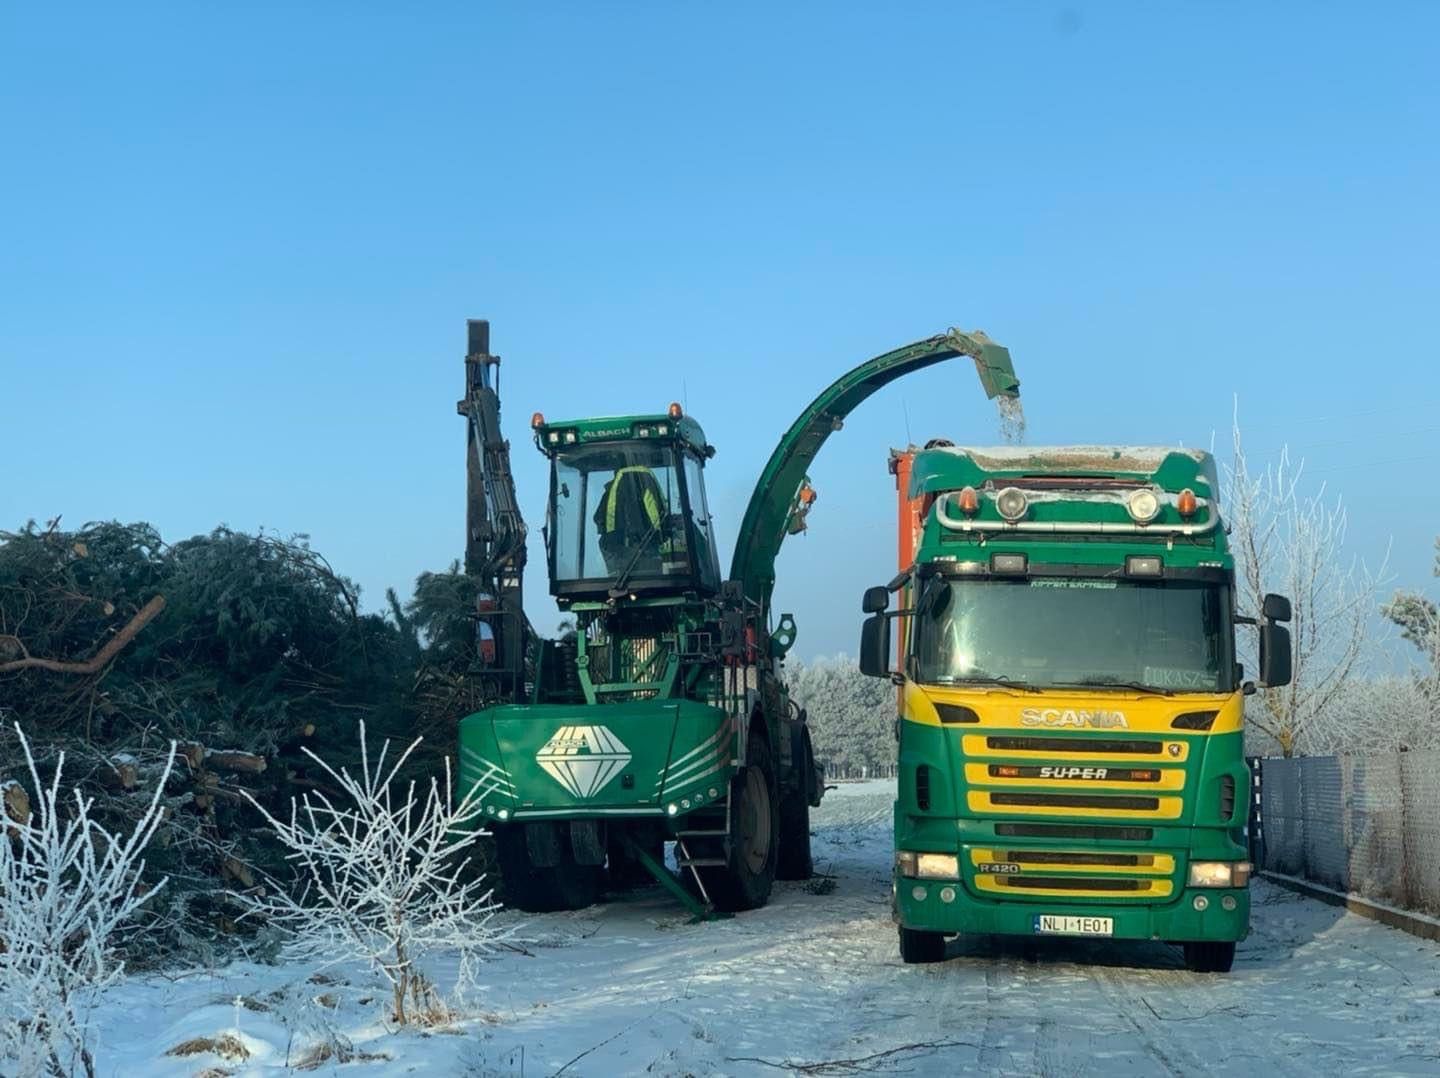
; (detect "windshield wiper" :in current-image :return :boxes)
[1056,678,1180,697]
[608,518,665,598]
[935,674,1044,693]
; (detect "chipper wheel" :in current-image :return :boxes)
[776,726,817,881]
[493,823,604,913]
[692,733,779,912]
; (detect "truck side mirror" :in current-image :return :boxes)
[1262,593,1292,622]
[1259,622,1292,688]
[858,614,891,678]
[862,585,890,614]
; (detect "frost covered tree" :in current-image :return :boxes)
[0,725,174,1078]
[787,656,896,775]
[242,724,506,1026]
[1383,537,1439,680]
[1225,411,1387,757]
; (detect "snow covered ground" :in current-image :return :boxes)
[83,781,1440,1077]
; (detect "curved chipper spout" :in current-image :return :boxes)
[728,329,1020,613]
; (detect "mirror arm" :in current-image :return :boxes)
[1234,614,1257,626]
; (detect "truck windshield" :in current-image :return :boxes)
[911,577,1233,694]
[549,442,697,588]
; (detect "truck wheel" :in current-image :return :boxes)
[899,926,946,964]
[494,826,603,913]
[698,733,778,912]
[1182,940,1235,973]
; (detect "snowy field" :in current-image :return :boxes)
[85,781,1440,1077]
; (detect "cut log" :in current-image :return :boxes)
[220,856,255,888]
[2,779,31,832]
[100,755,139,792]
[206,750,267,775]
[177,741,206,772]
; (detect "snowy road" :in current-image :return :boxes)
[93,781,1440,1076]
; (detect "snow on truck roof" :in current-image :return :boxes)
[930,445,1209,472]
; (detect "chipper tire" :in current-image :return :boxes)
[694,734,779,912]
[494,825,604,913]
[776,788,813,881]
[776,727,816,881]
[899,927,947,965]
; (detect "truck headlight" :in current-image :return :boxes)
[895,852,960,879]
[917,853,960,878]
[1187,861,1252,888]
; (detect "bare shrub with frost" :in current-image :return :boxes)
[242,723,506,1025]
[0,724,174,1078]
[1225,408,1388,757]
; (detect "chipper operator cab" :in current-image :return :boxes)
[539,408,722,598]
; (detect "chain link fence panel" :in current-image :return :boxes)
[1256,751,1440,917]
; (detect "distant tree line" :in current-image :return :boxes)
[785,655,896,777]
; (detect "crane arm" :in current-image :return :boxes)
[460,319,531,698]
[727,328,1019,611]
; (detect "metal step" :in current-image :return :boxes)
[676,828,730,838]
[676,856,728,868]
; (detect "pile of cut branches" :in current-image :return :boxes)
[0,519,420,963]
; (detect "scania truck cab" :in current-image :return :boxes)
[859,445,1292,972]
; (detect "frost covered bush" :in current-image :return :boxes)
[0,725,173,1078]
[1226,411,1388,757]
[242,724,507,1025]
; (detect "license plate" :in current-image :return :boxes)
[1033,914,1113,937]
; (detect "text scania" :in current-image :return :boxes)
[1019,708,1129,729]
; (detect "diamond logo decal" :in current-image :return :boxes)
[536,725,632,799]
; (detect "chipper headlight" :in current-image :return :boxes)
[896,851,959,879]
[1187,861,1252,888]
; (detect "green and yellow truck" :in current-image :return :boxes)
[858,444,1292,972]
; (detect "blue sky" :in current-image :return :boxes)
[3,3,1437,660]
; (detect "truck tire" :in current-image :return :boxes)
[899,926,946,964]
[698,733,778,912]
[494,825,603,913]
[1182,940,1235,973]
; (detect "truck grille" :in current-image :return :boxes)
[971,847,1178,901]
[984,736,1164,755]
[961,729,1193,903]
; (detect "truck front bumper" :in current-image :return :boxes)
[895,875,1250,943]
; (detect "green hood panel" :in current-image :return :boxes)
[457,698,733,817]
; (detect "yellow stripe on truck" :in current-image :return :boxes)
[902,681,1243,736]
[970,849,1176,875]
[966,791,1185,820]
[973,875,1176,899]
[961,734,1190,763]
[962,762,1187,791]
